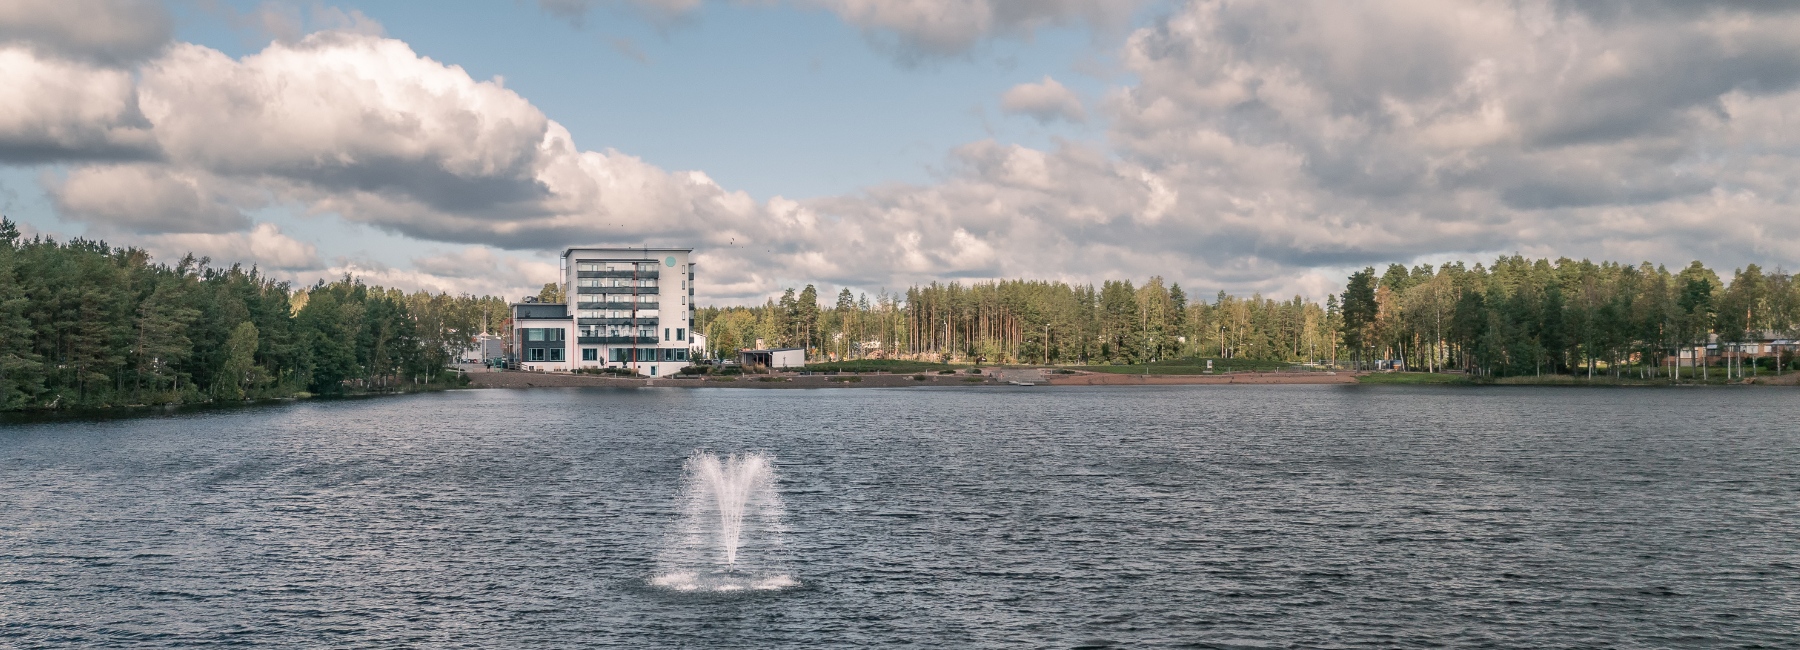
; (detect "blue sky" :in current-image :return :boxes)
[5,0,1800,302]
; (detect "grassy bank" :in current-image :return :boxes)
[801,360,965,374]
[1358,372,1781,386]
[1356,372,1474,385]
[1086,357,1301,375]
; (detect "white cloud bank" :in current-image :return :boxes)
[7,0,1800,303]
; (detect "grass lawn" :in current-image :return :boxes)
[801,359,966,374]
[1084,357,1300,375]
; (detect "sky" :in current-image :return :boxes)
[4,0,1800,304]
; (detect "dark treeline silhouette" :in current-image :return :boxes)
[698,256,1800,377]
[0,218,509,411]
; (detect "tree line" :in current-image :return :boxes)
[697,256,1799,377]
[1338,256,1799,378]
[0,218,508,411]
[697,278,1335,366]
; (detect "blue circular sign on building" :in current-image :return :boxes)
[665,256,676,267]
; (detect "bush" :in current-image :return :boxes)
[710,377,737,382]
[938,369,956,374]
[828,376,863,382]
[718,365,744,376]
[679,365,713,375]
[576,367,640,377]
[913,374,927,381]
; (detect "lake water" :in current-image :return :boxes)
[2,385,1796,648]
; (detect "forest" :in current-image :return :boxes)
[0,218,509,411]
[696,256,1800,378]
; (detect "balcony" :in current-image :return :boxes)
[577,317,656,326]
[576,270,659,279]
[578,336,658,345]
[576,301,658,310]
[575,286,657,294]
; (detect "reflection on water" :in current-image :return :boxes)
[1,385,1796,648]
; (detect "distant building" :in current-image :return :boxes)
[1677,331,1796,367]
[740,348,805,369]
[688,332,708,360]
[510,247,696,376]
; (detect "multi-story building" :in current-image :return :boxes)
[511,247,696,376]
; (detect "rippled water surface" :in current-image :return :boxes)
[3,385,1797,648]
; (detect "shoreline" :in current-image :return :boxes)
[466,368,1800,390]
[465,368,1362,389]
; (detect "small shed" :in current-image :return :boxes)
[740,348,805,369]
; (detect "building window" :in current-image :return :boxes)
[665,328,671,341]
[577,262,601,272]
[578,278,601,287]
[677,349,688,361]
[527,328,545,342]
[549,348,564,361]
[650,366,657,376]
[528,348,546,361]
[583,348,597,361]
[677,328,685,341]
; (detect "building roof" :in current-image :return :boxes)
[561,247,693,259]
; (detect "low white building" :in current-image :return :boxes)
[740,348,805,369]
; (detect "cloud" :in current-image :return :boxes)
[0,47,159,162]
[303,247,558,299]
[138,223,321,270]
[50,164,249,233]
[536,0,1141,57]
[808,0,1139,58]
[0,0,171,65]
[1001,75,1086,123]
[12,0,1800,305]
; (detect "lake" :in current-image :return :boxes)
[2,385,1796,648]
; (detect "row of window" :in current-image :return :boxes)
[580,326,657,338]
[576,309,658,319]
[610,348,688,362]
[529,346,690,363]
[574,294,658,303]
[575,262,658,272]
[524,328,565,342]
[576,278,657,288]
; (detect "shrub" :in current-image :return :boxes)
[679,365,713,375]
[913,374,927,381]
[938,369,956,374]
[829,376,863,382]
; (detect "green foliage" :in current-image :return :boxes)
[1340,256,1799,380]
[0,232,504,410]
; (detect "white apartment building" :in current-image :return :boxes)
[512,247,696,376]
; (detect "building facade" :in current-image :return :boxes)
[511,247,697,376]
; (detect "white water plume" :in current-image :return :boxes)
[651,451,791,592]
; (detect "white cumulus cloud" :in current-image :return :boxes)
[1001,75,1086,123]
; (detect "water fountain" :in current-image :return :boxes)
[650,451,795,592]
